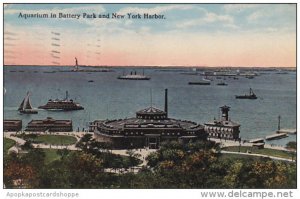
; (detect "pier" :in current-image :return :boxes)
[265,133,288,140]
[277,129,296,134]
[249,138,265,143]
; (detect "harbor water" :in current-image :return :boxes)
[3,66,296,146]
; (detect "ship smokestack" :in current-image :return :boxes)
[165,89,168,117]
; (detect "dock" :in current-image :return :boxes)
[249,138,265,143]
[265,133,288,140]
[277,129,296,134]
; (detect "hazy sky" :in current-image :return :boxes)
[4,4,296,67]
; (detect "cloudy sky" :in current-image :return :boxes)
[4,4,296,67]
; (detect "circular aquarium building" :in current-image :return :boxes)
[91,89,207,149]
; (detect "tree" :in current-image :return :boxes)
[146,152,160,167]
[21,140,33,151]
[126,149,141,167]
[57,148,70,159]
[38,152,107,188]
[4,162,37,188]
[75,134,94,151]
[4,152,39,188]
[21,148,46,169]
[286,141,296,151]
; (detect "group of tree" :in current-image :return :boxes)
[136,140,296,188]
[4,138,296,188]
[76,134,141,169]
[286,141,296,151]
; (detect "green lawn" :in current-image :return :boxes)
[17,134,77,145]
[218,153,262,161]
[223,146,296,160]
[43,149,61,164]
[41,149,140,167]
[34,135,77,145]
[4,138,16,154]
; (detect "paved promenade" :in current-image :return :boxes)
[4,131,295,166]
[220,150,295,162]
[210,138,290,151]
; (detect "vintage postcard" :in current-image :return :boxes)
[2,3,297,193]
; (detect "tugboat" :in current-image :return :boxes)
[217,82,228,86]
[188,81,210,85]
[117,70,150,80]
[18,92,38,114]
[38,91,84,111]
[235,88,257,99]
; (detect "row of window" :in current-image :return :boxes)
[122,132,183,136]
[209,133,233,138]
[137,115,167,119]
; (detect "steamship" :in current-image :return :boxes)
[235,88,257,99]
[117,70,150,80]
[38,91,84,111]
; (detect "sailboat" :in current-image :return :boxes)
[18,92,38,114]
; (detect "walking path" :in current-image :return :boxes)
[4,131,82,151]
[210,138,291,151]
[4,131,155,166]
[4,132,295,169]
[5,132,26,145]
[220,150,294,162]
[111,149,157,166]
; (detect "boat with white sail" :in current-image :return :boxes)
[18,92,38,114]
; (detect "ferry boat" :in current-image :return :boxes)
[38,91,84,111]
[117,70,150,80]
[235,88,257,99]
[188,81,210,85]
[18,92,38,114]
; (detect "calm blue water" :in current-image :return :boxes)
[3,66,296,146]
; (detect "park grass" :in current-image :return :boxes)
[223,146,295,160]
[34,135,77,145]
[17,134,77,145]
[4,138,16,154]
[41,149,140,167]
[218,153,262,161]
[43,149,61,164]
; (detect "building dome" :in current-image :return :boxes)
[136,106,167,120]
[91,89,207,149]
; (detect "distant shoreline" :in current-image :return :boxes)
[3,65,296,70]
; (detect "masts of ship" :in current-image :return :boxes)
[65,91,69,101]
[250,88,254,95]
[165,89,168,118]
[278,115,281,131]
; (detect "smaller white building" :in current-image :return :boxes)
[204,105,240,140]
